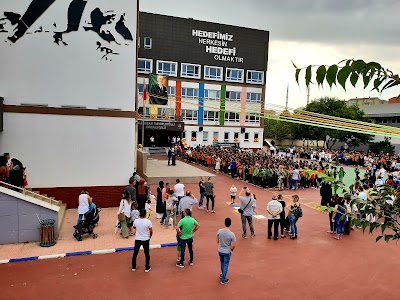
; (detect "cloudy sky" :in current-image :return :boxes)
[140,0,400,109]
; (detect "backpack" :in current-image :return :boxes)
[293,205,303,218]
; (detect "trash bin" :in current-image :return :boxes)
[39,219,56,247]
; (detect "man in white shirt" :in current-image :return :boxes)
[174,178,185,200]
[266,195,283,240]
[132,209,153,272]
[290,165,300,191]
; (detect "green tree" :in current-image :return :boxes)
[369,137,395,155]
[300,97,373,149]
[264,119,292,141]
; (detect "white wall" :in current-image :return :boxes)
[0,0,137,111]
[0,113,135,187]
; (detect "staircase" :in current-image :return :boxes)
[0,181,67,233]
[25,189,67,232]
[144,147,168,155]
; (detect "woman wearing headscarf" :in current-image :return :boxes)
[156,181,165,219]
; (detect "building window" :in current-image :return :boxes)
[246,114,260,123]
[181,63,201,79]
[144,37,152,49]
[138,58,152,74]
[138,83,144,95]
[226,91,241,102]
[182,88,199,99]
[157,60,178,77]
[224,132,229,142]
[202,131,209,142]
[156,108,175,120]
[377,118,388,124]
[247,92,262,103]
[246,70,264,84]
[213,131,219,142]
[234,132,239,139]
[204,89,220,101]
[182,131,186,139]
[204,111,219,121]
[226,68,244,83]
[244,132,249,142]
[392,118,400,123]
[182,109,198,120]
[191,132,197,138]
[204,66,223,81]
[168,86,176,97]
[225,112,240,122]
[254,133,259,141]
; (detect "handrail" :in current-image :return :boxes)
[0,181,59,206]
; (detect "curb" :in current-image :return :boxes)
[0,242,178,264]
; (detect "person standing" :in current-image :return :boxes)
[230,184,237,204]
[137,179,148,211]
[217,218,236,285]
[174,179,185,200]
[277,194,286,238]
[289,165,299,190]
[176,209,200,268]
[124,178,137,203]
[131,209,153,272]
[178,191,198,218]
[266,195,283,240]
[77,190,92,225]
[238,188,255,238]
[160,182,170,225]
[286,195,301,239]
[156,181,164,219]
[117,191,131,238]
[204,177,215,213]
[230,159,237,178]
[165,190,177,228]
[198,177,205,209]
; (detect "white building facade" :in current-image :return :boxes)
[0,0,138,207]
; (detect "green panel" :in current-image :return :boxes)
[219,85,226,125]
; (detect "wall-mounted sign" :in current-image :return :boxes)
[139,120,184,131]
[192,29,244,63]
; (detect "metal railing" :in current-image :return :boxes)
[0,181,59,206]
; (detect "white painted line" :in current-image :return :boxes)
[149,244,162,249]
[38,254,66,260]
[0,259,10,264]
[91,249,116,255]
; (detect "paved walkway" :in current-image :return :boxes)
[1,162,400,299]
[0,204,176,261]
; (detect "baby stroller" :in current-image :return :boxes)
[73,207,101,241]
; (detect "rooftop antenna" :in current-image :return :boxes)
[285,84,289,112]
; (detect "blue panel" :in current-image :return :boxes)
[65,251,92,257]
[9,256,39,263]
[198,83,204,125]
[115,247,135,252]
[160,242,178,247]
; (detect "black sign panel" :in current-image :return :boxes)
[139,120,184,131]
[139,12,269,72]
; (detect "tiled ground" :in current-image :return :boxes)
[0,203,176,260]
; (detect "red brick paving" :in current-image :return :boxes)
[1,163,400,300]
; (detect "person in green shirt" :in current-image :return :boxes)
[338,167,346,182]
[176,209,200,268]
[252,166,259,185]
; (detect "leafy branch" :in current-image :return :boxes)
[293,59,400,93]
[306,170,400,242]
